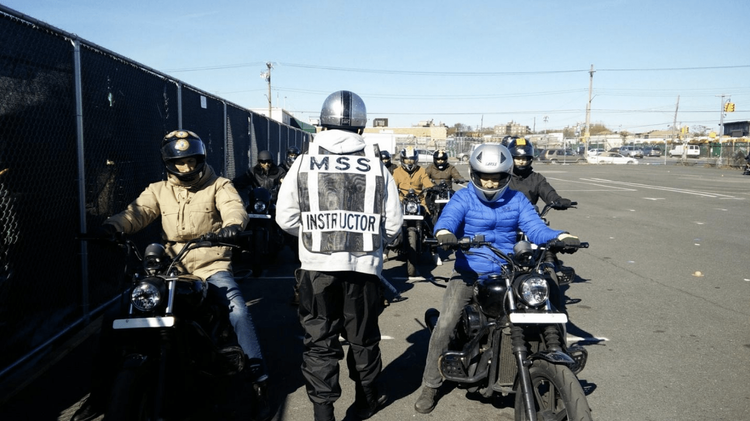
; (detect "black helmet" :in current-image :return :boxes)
[507,137,534,173]
[319,90,367,132]
[285,146,300,167]
[258,150,273,164]
[399,147,418,172]
[161,130,206,182]
[433,150,449,171]
[379,150,392,165]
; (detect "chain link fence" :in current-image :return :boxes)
[0,6,311,378]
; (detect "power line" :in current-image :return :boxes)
[165,61,750,75]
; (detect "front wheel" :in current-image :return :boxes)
[106,368,152,421]
[514,360,592,421]
[406,227,419,277]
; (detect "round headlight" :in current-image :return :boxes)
[253,200,267,214]
[518,276,549,307]
[131,282,162,312]
[405,201,420,214]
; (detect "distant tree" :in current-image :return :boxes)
[589,124,611,135]
[692,125,709,136]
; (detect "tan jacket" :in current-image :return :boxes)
[106,166,248,279]
[392,166,434,211]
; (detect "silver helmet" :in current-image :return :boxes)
[319,90,367,132]
[469,144,513,203]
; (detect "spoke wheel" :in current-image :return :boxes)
[514,360,592,421]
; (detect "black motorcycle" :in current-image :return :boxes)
[389,188,434,277]
[425,235,592,421]
[234,186,284,276]
[81,232,249,420]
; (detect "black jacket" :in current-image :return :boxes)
[233,164,286,200]
[509,167,562,207]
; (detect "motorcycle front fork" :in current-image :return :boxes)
[512,325,538,421]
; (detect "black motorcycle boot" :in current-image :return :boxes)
[245,358,272,421]
[251,380,272,421]
[414,386,439,414]
[313,402,335,421]
[354,383,387,419]
[71,394,105,421]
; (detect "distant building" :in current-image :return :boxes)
[493,121,530,136]
[723,121,750,137]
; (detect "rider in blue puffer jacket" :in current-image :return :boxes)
[414,143,580,414]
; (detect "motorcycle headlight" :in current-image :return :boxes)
[253,200,267,214]
[405,201,420,214]
[131,281,162,312]
[515,274,549,307]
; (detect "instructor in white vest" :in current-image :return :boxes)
[275,90,403,421]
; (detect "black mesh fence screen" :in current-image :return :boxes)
[0,7,311,375]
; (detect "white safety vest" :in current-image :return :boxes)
[296,145,385,253]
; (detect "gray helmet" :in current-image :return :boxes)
[319,90,367,132]
[469,144,513,203]
[161,130,206,182]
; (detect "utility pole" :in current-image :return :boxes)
[672,95,680,162]
[260,62,273,119]
[716,94,729,138]
[584,64,595,147]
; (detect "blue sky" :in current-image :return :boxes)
[4,0,749,134]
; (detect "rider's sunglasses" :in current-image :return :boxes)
[259,160,272,164]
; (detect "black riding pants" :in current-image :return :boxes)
[296,269,383,405]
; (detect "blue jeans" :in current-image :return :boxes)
[421,272,475,388]
[206,271,264,363]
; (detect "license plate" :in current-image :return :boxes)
[247,214,272,220]
[435,199,450,204]
[510,312,568,324]
[403,215,423,220]
[113,316,175,329]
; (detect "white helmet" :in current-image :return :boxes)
[469,144,513,203]
[319,90,367,132]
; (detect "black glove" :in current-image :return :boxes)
[557,233,580,251]
[217,225,242,240]
[94,223,118,238]
[435,230,457,249]
[554,198,573,209]
[454,179,466,184]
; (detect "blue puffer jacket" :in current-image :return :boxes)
[435,184,564,277]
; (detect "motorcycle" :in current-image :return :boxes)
[386,188,434,277]
[234,186,285,276]
[80,232,250,420]
[424,235,592,421]
[425,180,453,223]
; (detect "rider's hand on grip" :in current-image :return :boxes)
[557,233,580,252]
[436,229,457,249]
[94,223,118,238]
[554,198,573,209]
[217,225,242,241]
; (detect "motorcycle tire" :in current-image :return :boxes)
[514,359,592,421]
[406,227,419,277]
[106,368,152,421]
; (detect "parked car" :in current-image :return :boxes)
[642,146,662,157]
[620,145,644,158]
[586,152,638,165]
[538,148,585,164]
[457,143,500,162]
[587,148,605,156]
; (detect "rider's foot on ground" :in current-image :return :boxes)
[414,386,439,414]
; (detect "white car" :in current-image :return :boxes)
[587,148,605,156]
[586,152,638,165]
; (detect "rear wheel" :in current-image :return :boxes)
[514,360,592,421]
